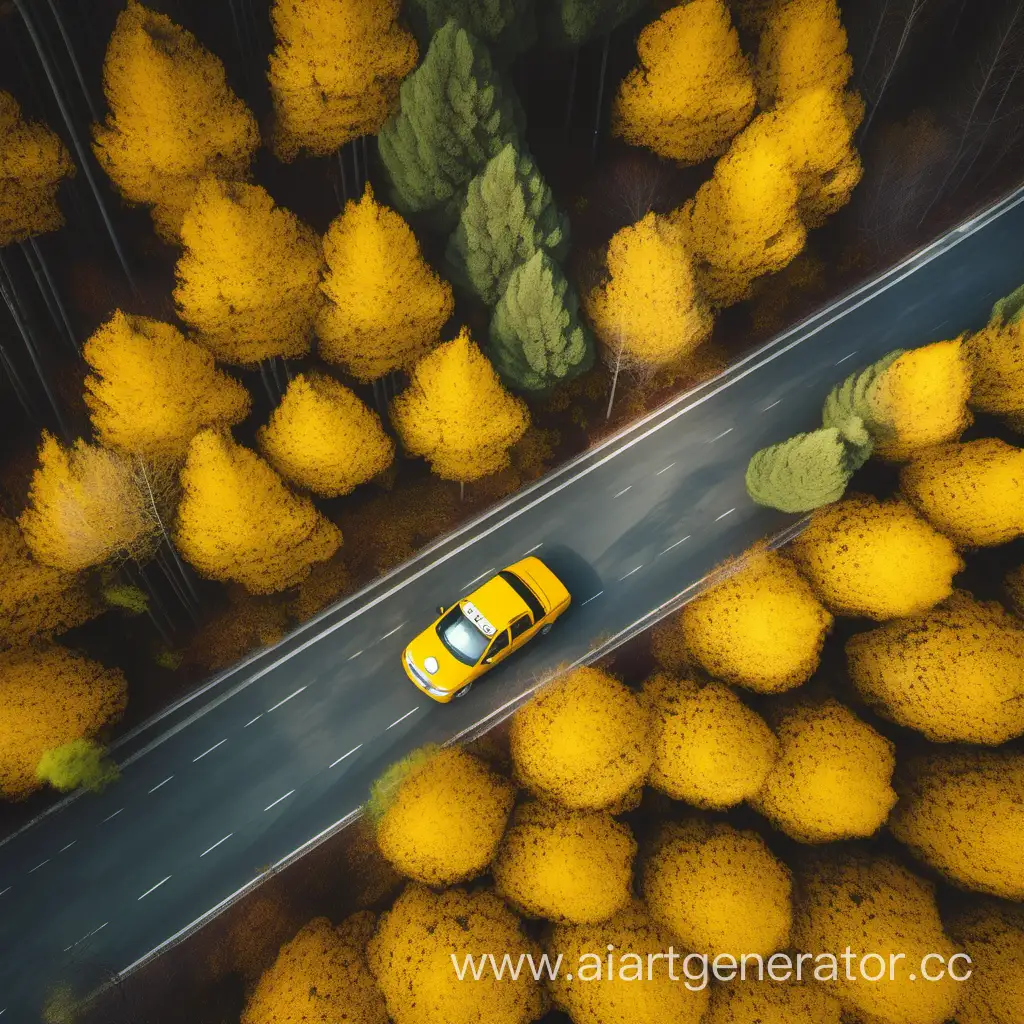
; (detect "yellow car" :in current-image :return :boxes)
[402,556,571,702]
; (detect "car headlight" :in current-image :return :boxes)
[424,656,439,674]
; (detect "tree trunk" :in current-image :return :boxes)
[20,239,78,357]
[605,336,624,421]
[337,148,350,204]
[564,48,579,130]
[592,34,611,161]
[860,0,926,143]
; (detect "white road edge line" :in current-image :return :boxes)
[660,535,691,556]
[58,841,76,853]
[267,686,306,713]
[148,776,173,794]
[200,834,233,858]
[330,745,362,768]
[192,739,227,762]
[386,708,419,730]
[25,187,1020,858]
[655,462,675,475]
[463,568,495,589]
[264,791,295,812]
[835,351,858,364]
[763,400,782,411]
[613,485,632,498]
[619,566,643,581]
[29,860,49,874]
[138,876,171,901]
[708,428,733,442]
[101,809,123,823]
[244,715,263,728]
[715,508,736,522]
[581,591,604,605]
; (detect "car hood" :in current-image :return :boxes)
[405,625,474,692]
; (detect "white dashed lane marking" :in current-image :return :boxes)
[192,739,227,763]
[835,351,858,365]
[387,708,419,730]
[267,686,306,713]
[707,428,733,443]
[28,860,48,874]
[330,745,362,768]
[581,591,603,606]
[101,809,123,823]
[763,399,782,411]
[138,876,171,901]
[618,566,643,581]
[244,715,262,728]
[264,791,295,812]
[715,508,736,522]
[148,776,173,793]
[613,486,632,498]
[200,834,233,858]
[660,536,690,556]
[655,463,675,475]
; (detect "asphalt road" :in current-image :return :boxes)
[2,187,1024,1020]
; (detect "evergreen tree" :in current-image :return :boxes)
[408,0,535,57]
[378,21,522,227]
[445,143,568,305]
[268,0,418,160]
[745,427,855,512]
[822,348,904,440]
[92,0,259,242]
[174,178,323,364]
[541,0,646,46]
[0,92,74,245]
[489,251,593,392]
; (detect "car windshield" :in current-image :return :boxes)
[437,606,489,665]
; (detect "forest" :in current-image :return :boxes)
[1,0,1024,815]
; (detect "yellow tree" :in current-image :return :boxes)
[752,700,897,844]
[375,746,514,885]
[174,178,323,364]
[773,88,862,227]
[642,672,778,809]
[242,915,387,1024]
[678,548,833,693]
[949,901,1024,1024]
[967,315,1024,423]
[367,884,545,1024]
[676,116,806,306]
[92,0,259,242]
[391,327,529,484]
[317,185,453,380]
[0,92,74,245]
[510,666,653,810]
[257,373,393,497]
[891,751,1024,900]
[705,979,842,1024]
[900,437,1024,547]
[549,902,711,1024]
[84,310,251,465]
[585,212,714,389]
[643,819,793,957]
[786,493,964,620]
[846,591,1024,744]
[0,643,126,800]
[756,0,853,108]
[0,516,100,650]
[174,429,341,594]
[492,802,636,925]
[268,0,417,160]
[19,433,158,572]
[794,855,962,1024]
[611,0,756,164]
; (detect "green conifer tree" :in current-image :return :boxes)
[489,251,594,392]
[445,143,568,305]
[745,427,855,512]
[378,21,522,227]
[540,0,645,46]
[408,0,535,57]
[821,348,905,439]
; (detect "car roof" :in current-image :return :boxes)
[462,574,529,630]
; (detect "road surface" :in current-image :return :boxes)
[2,187,1024,1019]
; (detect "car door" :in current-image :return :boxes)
[481,627,511,671]
[508,612,535,652]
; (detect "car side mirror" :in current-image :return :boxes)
[437,605,446,616]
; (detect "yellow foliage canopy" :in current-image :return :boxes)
[0,643,126,800]
[391,327,529,483]
[84,310,251,465]
[949,901,1024,1024]
[19,432,158,573]
[548,901,711,1024]
[678,119,805,306]
[493,802,636,925]
[752,700,897,844]
[92,0,259,242]
[174,430,341,594]
[705,979,842,1024]
[756,0,853,108]
[966,318,1024,418]
[786,494,964,620]
[793,855,963,1024]
[0,91,73,245]
[869,338,973,460]
[642,672,778,808]
[0,516,99,650]
[317,185,454,380]
[510,666,653,810]
[891,751,1024,900]
[846,591,1024,744]
[679,549,833,693]
[185,589,289,672]
[585,212,714,367]
[900,437,1024,547]
[269,0,417,159]
[241,915,387,1024]
[258,373,393,497]
[611,0,755,164]
[367,884,545,1024]
[175,178,323,364]
[375,746,514,885]
[643,819,793,957]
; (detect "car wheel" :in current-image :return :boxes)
[540,623,553,635]
[454,683,473,699]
